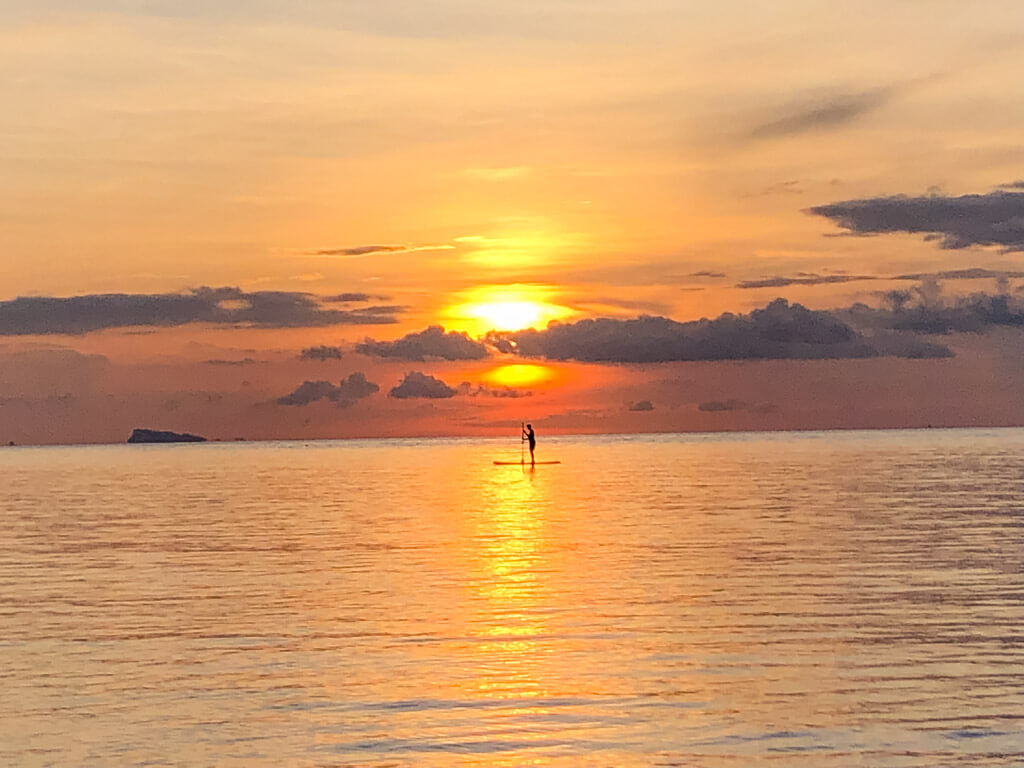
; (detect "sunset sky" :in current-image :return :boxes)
[2,0,1024,444]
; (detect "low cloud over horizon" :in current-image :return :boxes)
[0,287,401,336]
[389,371,457,399]
[276,372,380,407]
[357,326,489,361]
[486,299,952,363]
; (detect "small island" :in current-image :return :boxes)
[127,428,207,444]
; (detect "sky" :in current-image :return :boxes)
[2,0,1024,444]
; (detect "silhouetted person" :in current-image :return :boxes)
[523,423,536,464]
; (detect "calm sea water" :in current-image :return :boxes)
[1,429,1023,767]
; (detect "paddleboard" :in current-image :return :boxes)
[493,460,561,465]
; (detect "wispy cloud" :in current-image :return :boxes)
[741,180,803,198]
[736,267,1024,290]
[322,292,385,303]
[311,244,456,257]
[894,268,1024,281]
[202,357,260,366]
[749,86,897,140]
[736,274,877,289]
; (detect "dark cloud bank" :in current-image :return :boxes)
[276,373,379,407]
[0,287,399,335]
[485,299,951,363]
[808,189,1024,251]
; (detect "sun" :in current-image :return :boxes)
[484,364,554,389]
[445,284,573,334]
[466,300,545,331]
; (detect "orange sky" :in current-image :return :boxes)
[2,1,1024,444]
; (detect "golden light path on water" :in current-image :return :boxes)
[2,430,1023,766]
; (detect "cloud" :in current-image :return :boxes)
[312,244,455,257]
[699,399,744,412]
[357,325,489,361]
[300,345,343,361]
[628,400,654,412]
[749,87,895,139]
[689,271,726,279]
[334,372,381,404]
[807,189,1024,251]
[389,371,457,399]
[0,287,400,335]
[276,372,379,407]
[202,357,260,366]
[490,299,900,362]
[734,267,1024,291]
[893,268,1024,281]
[742,180,803,198]
[457,382,532,398]
[276,380,337,406]
[322,292,380,303]
[736,274,877,289]
[847,291,1024,336]
[998,180,1024,190]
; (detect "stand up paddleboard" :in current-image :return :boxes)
[493,460,561,465]
[497,422,558,464]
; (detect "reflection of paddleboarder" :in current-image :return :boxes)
[522,423,536,464]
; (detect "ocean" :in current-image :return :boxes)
[2,429,1023,766]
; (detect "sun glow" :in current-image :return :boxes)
[445,284,573,334]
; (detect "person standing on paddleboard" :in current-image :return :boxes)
[523,423,536,464]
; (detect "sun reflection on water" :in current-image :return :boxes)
[459,467,556,712]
